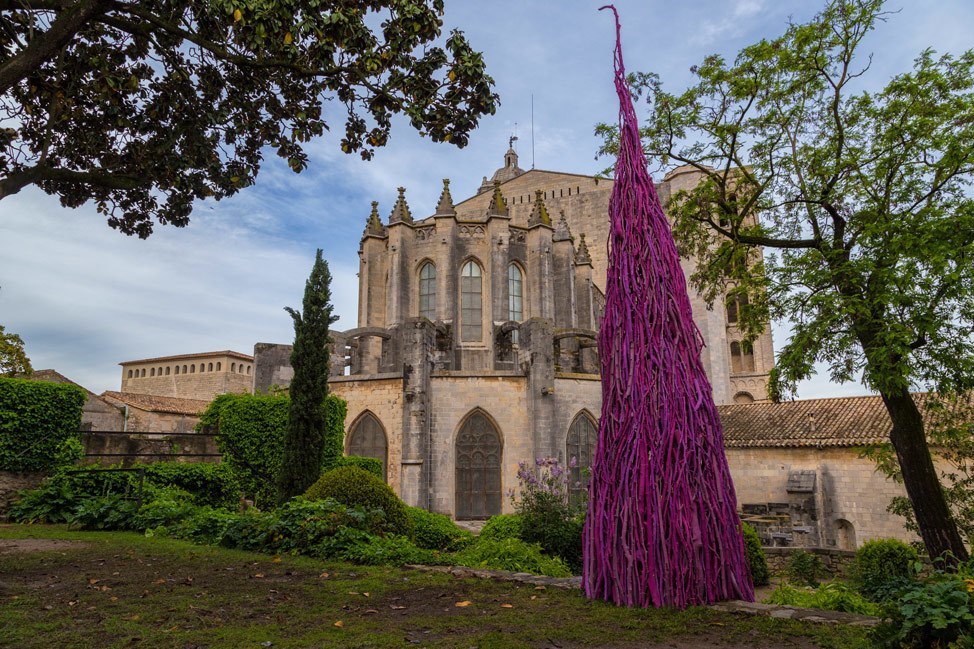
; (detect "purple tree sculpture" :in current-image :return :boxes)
[582,6,755,608]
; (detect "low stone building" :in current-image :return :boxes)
[119,350,254,401]
[722,395,944,549]
[101,391,210,434]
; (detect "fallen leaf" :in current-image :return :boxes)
[333,621,344,628]
[364,609,379,614]
[347,591,359,596]
[500,603,514,608]
[88,578,100,585]
[362,592,370,597]
[272,556,282,563]
[318,572,329,579]
[530,595,537,600]
[153,579,166,585]
[253,573,264,579]
[130,614,140,621]
[534,586,546,590]
[390,605,406,610]
[455,600,472,607]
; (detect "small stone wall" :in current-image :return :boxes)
[0,471,46,517]
[82,432,219,466]
[763,547,856,578]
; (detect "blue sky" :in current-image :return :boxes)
[1,0,972,394]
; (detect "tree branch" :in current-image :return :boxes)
[0,164,144,198]
[0,0,112,94]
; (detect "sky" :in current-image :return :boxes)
[1,0,972,395]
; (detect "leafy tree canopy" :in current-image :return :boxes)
[0,0,498,237]
[0,324,32,376]
[597,0,974,564]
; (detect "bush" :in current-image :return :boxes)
[765,582,881,616]
[742,523,769,587]
[454,538,572,578]
[480,514,523,541]
[0,377,86,472]
[338,533,441,566]
[407,506,472,551]
[786,550,826,587]
[513,458,584,573]
[852,538,919,599]
[199,393,347,507]
[870,575,974,648]
[304,466,412,536]
[138,462,240,509]
[330,455,383,479]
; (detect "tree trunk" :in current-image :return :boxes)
[881,386,969,568]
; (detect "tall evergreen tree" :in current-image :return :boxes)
[278,249,337,502]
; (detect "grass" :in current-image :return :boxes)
[0,524,871,648]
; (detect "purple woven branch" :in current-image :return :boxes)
[582,5,754,609]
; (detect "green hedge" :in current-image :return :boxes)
[330,455,383,479]
[199,393,346,507]
[742,523,770,587]
[138,462,240,510]
[407,506,472,551]
[0,377,86,472]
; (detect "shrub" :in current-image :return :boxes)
[330,455,383,479]
[70,494,141,531]
[870,575,974,648]
[480,513,523,541]
[304,466,412,536]
[0,377,86,472]
[454,538,572,578]
[137,462,240,510]
[742,523,769,587]
[338,534,441,566]
[765,582,881,616]
[407,506,472,551]
[786,550,826,587]
[513,458,584,573]
[199,393,346,507]
[852,538,919,599]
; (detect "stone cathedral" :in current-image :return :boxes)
[254,147,774,520]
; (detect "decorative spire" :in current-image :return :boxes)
[527,190,551,227]
[389,186,413,224]
[575,232,592,266]
[363,201,385,237]
[553,210,571,241]
[435,179,456,216]
[486,180,509,216]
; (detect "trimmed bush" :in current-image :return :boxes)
[330,455,383,479]
[407,506,472,551]
[198,392,346,507]
[480,513,524,541]
[852,539,920,584]
[304,466,412,536]
[742,523,770,587]
[454,538,572,578]
[0,377,86,472]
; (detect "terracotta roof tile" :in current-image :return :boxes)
[717,393,957,448]
[101,391,210,416]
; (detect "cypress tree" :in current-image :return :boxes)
[278,249,337,502]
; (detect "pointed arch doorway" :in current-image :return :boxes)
[455,410,502,520]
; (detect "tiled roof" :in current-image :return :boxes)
[101,391,210,416]
[119,350,253,366]
[717,393,953,448]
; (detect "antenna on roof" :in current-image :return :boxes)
[531,94,535,169]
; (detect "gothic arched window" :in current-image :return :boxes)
[419,262,436,320]
[460,260,483,342]
[567,412,597,505]
[348,412,388,481]
[508,264,523,322]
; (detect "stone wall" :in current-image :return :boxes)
[727,447,918,548]
[762,547,857,578]
[0,471,46,517]
[121,406,201,434]
[81,432,219,465]
[330,375,405,497]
